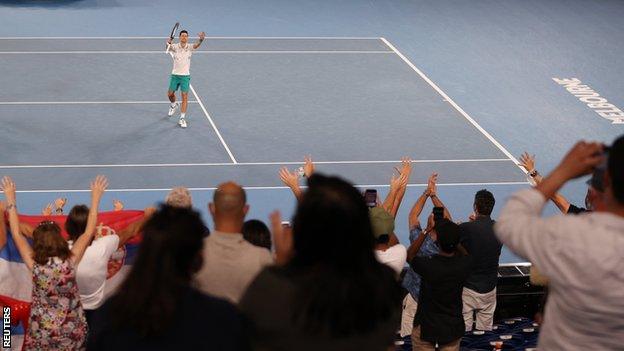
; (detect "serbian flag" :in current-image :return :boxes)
[0,211,145,351]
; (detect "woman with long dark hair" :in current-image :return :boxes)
[88,205,248,351]
[240,174,402,351]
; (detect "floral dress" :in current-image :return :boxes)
[24,257,87,350]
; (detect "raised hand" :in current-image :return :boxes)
[390,172,408,192]
[303,156,315,178]
[554,141,605,180]
[54,197,67,213]
[270,210,293,265]
[0,176,17,203]
[198,32,206,40]
[519,152,536,173]
[90,175,109,201]
[426,173,438,196]
[398,157,412,177]
[279,167,299,189]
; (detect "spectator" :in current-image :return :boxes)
[195,181,273,304]
[520,152,605,213]
[165,186,193,208]
[1,175,107,350]
[381,158,412,217]
[400,173,440,338]
[242,219,272,251]
[496,137,624,349]
[240,174,402,351]
[0,201,6,250]
[459,189,501,331]
[41,197,67,216]
[520,152,606,299]
[407,218,471,351]
[279,156,316,201]
[164,186,211,236]
[113,199,124,211]
[88,205,248,351]
[64,203,153,329]
[370,207,406,276]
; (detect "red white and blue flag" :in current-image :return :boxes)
[0,211,145,350]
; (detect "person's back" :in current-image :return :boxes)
[240,174,402,351]
[413,254,471,345]
[90,286,246,351]
[370,207,407,276]
[88,205,249,351]
[197,231,272,303]
[241,266,400,351]
[195,182,272,304]
[460,217,501,292]
[459,190,501,331]
[495,136,624,349]
[527,212,624,349]
[410,219,471,350]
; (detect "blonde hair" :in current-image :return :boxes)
[165,187,193,208]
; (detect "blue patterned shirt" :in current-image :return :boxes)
[402,225,439,301]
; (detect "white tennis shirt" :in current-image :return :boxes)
[169,42,195,76]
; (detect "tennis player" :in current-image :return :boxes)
[166,30,206,128]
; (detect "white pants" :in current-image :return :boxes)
[400,293,418,337]
[462,287,496,331]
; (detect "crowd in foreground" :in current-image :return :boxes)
[0,134,622,351]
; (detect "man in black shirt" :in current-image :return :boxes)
[409,219,471,351]
[459,189,501,331]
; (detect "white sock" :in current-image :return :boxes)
[180,113,186,119]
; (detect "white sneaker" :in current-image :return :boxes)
[178,118,187,128]
[168,102,179,117]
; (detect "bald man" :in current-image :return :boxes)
[195,182,273,304]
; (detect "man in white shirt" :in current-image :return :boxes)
[196,182,273,304]
[166,30,205,128]
[495,136,624,349]
[370,207,407,276]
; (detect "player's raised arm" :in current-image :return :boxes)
[193,32,206,49]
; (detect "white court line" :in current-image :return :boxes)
[8,181,529,193]
[0,37,381,40]
[0,50,393,54]
[0,159,512,169]
[190,84,238,164]
[0,101,198,105]
[380,37,524,172]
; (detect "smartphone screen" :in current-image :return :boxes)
[364,189,377,208]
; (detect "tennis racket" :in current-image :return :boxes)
[165,22,180,53]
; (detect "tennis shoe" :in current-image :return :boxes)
[178,118,187,128]
[168,102,179,117]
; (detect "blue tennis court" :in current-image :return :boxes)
[1,0,623,264]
